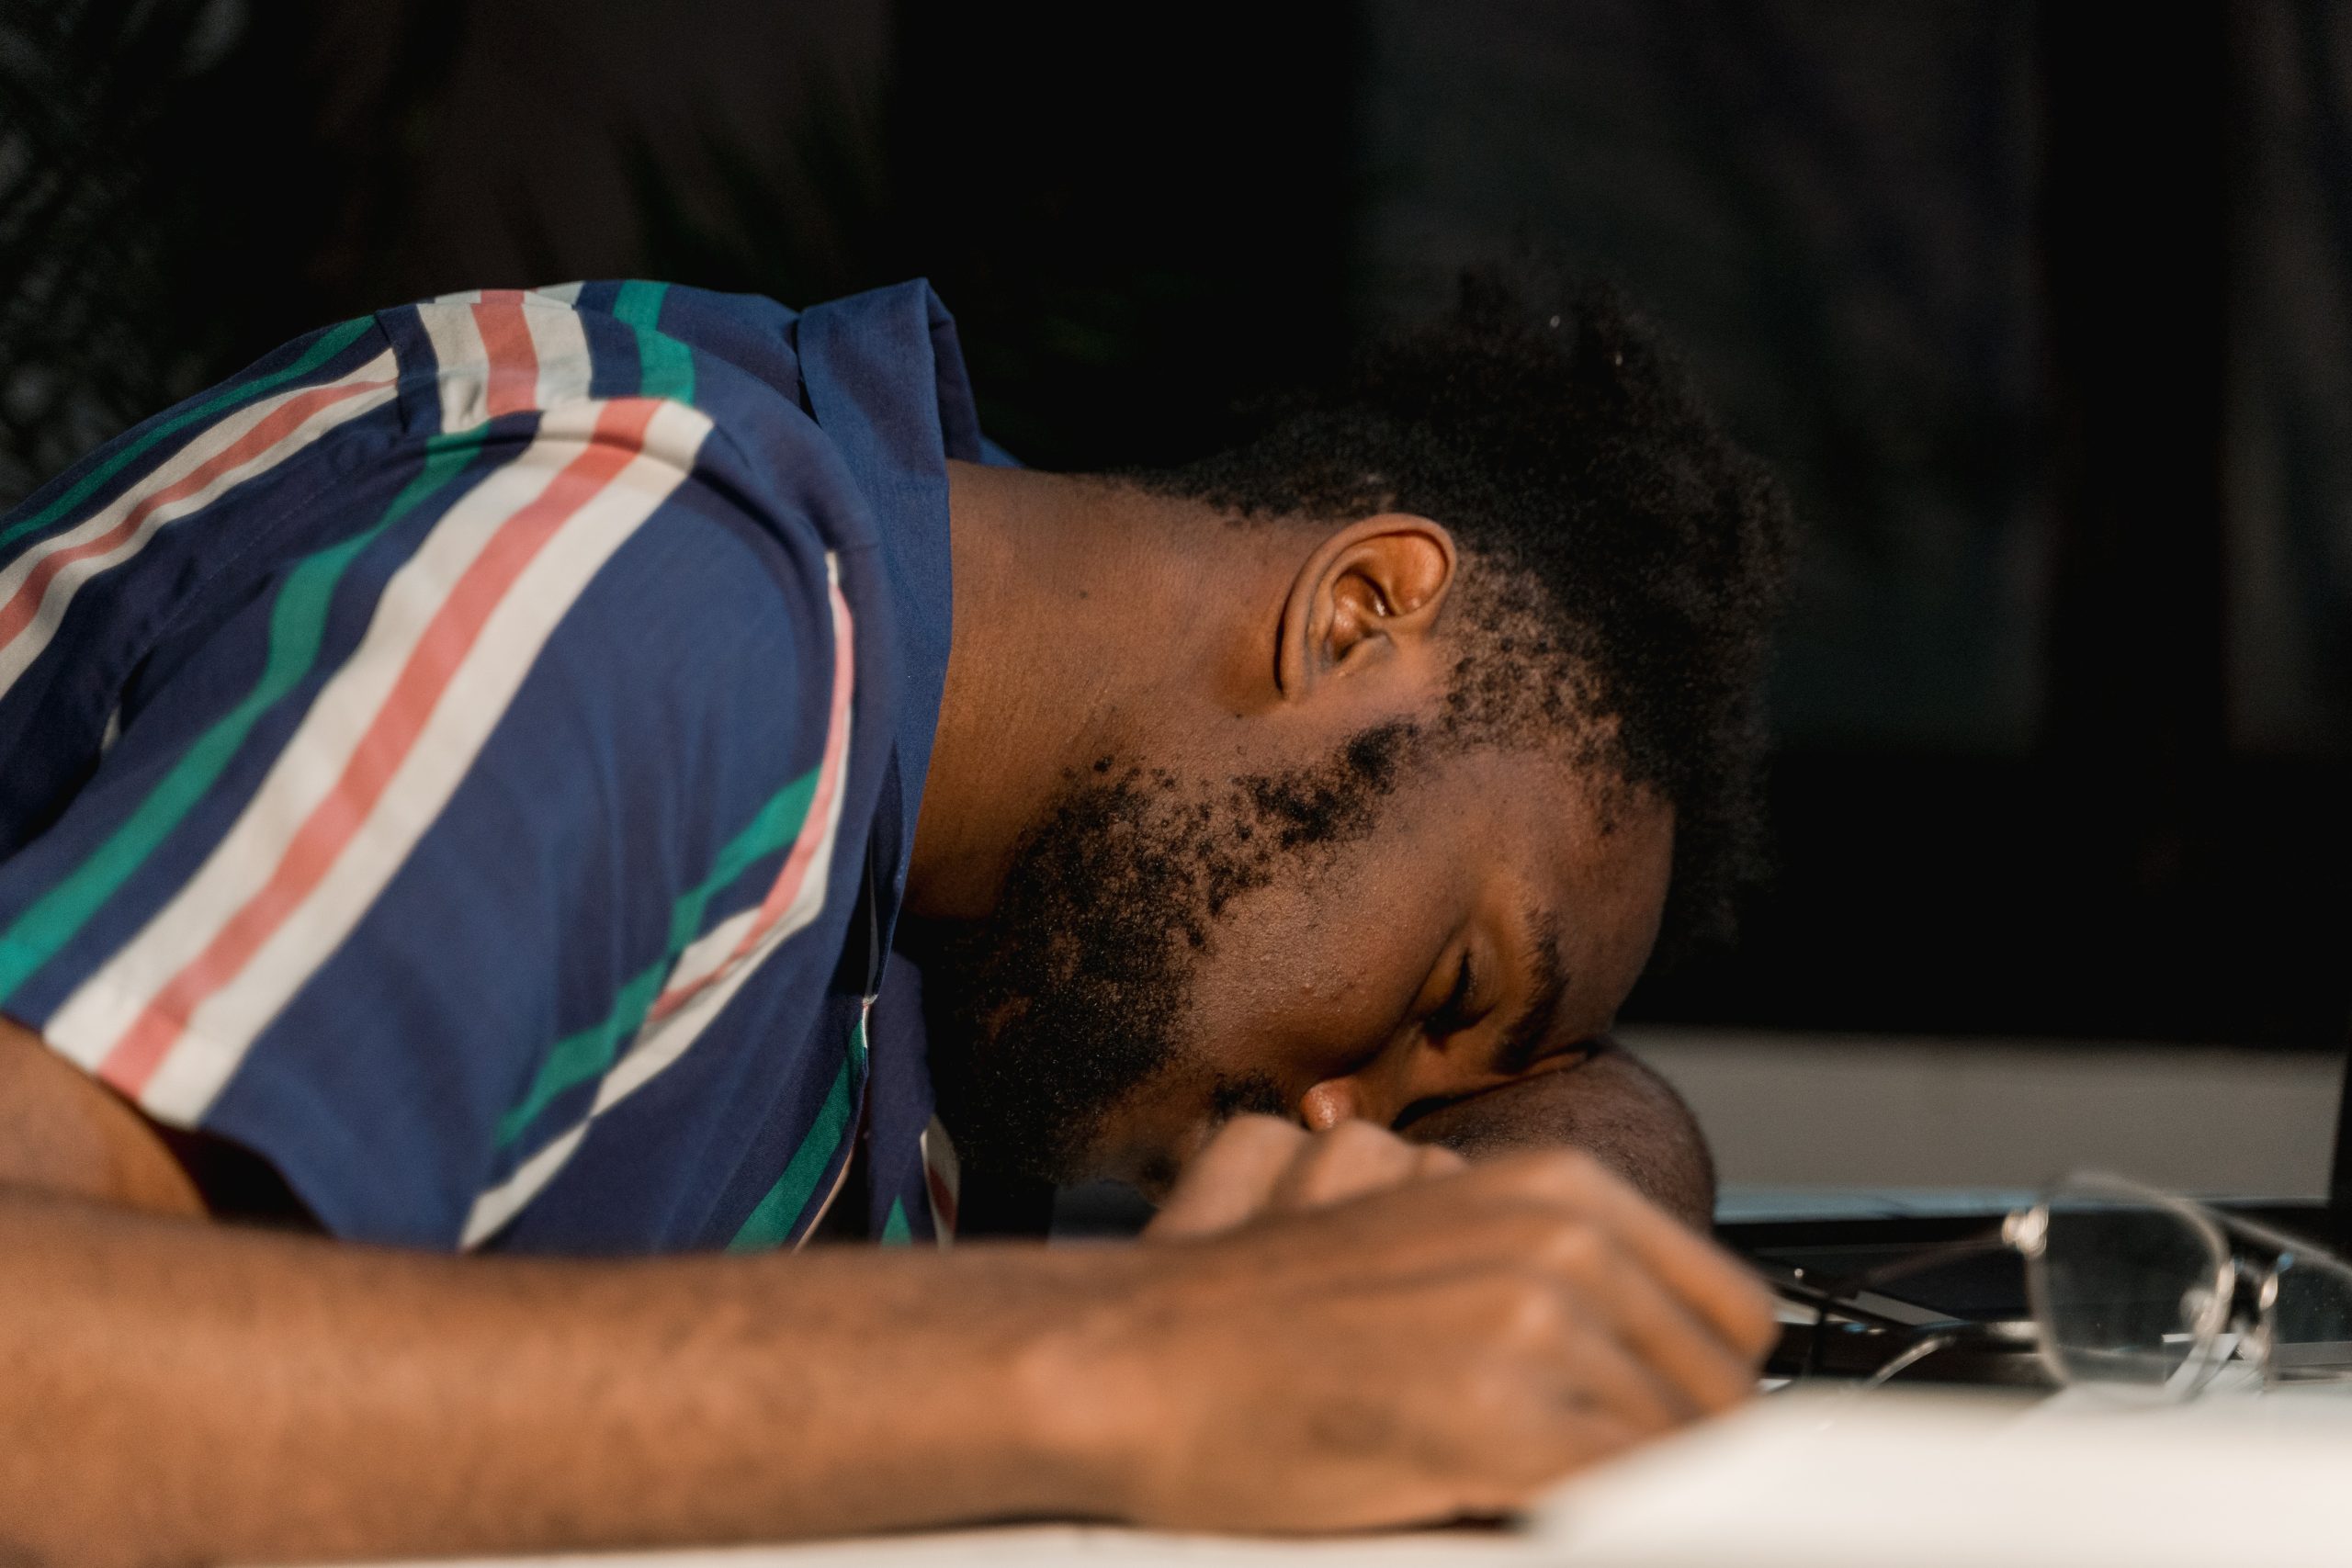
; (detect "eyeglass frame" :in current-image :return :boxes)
[1792,1170,2352,1397]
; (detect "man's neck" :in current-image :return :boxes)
[906,463,1277,920]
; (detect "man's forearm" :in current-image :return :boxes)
[0,1103,1779,1564]
[0,1188,1127,1567]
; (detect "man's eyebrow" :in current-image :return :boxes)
[1494,904,1570,1077]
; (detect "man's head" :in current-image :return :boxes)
[918,265,1789,1194]
[1402,1042,1718,1231]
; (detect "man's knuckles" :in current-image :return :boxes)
[1488,1271,1581,1360]
[1528,1218,1615,1282]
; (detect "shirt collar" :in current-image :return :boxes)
[792,280,980,929]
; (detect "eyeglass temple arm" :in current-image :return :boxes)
[1817,1230,2012,1303]
[1798,1231,2009,1381]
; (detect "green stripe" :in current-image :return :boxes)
[477,278,746,1152]
[663,769,819,952]
[0,429,490,1004]
[492,764,820,1148]
[880,1197,912,1246]
[0,318,374,555]
[613,281,695,405]
[729,1015,867,1251]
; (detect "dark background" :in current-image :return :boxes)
[5,0,2346,1050]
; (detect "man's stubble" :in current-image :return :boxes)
[915,724,1423,1186]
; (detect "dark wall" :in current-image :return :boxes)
[3,0,2344,1046]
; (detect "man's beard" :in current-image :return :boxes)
[913,724,1423,1186]
[915,764,1248,1186]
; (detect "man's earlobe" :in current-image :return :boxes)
[1276,513,1456,697]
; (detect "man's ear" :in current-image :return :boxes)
[1276,513,1458,697]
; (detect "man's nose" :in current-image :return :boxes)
[1298,1052,1493,1132]
[1298,1077,1368,1131]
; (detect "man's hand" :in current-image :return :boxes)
[0,1020,1772,1562]
[1074,1143,1780,1531]
[1145,1114,1466,1238]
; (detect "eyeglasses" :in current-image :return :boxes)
[1791,1172,2352,1398]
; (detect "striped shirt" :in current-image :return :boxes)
[0,279,975,1252]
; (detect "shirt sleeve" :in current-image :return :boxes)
[0,390,850,1249]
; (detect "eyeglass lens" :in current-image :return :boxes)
[2262,1250,2352,1383]
[2034,1187,2227,1394]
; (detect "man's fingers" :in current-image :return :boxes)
[1144,1116,1306,1238]
[1150,1118,1474,1239]
[1478,1149,1778,1361]
[1413,1144,1468,1181]
[1532,1227,1760,1415]
[1268,1119,1426,1213]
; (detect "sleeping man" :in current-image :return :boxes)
[0,264,1787,1564]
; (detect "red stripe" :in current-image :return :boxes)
[99,398,663,1096]
[647,575,856,1022]
[0,378,387,654]
[473,291,540,421]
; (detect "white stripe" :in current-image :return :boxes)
[763,734,851,944]
[593,695,852,1115]
[593,829,843,1118]
[459,726,853,1249]
[650,561,853,1008]
[459,1123,587,1248]
[415,295,596,435]
[157,399,715,1117]
[0,355,398,702]
[47,399,716,1123]
[457,563,857,1248]
[521,296,594,412]
[533,281,585,305]
[415,303,492,433]
[661,903,763,1005]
